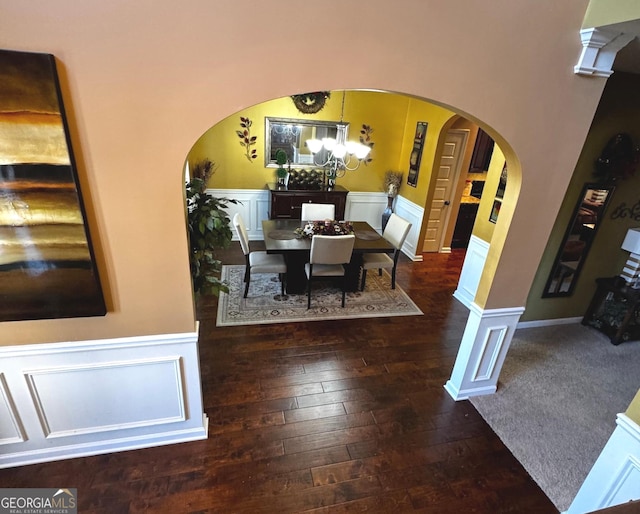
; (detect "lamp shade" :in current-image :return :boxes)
[622,228,640,254]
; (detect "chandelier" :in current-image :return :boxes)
[306,91,371,182]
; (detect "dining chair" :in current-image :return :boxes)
[232,213,287,298]
[305,234,355,309]
[301,203,335,221]
[360,213,412,290]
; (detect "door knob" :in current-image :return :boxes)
[444,200,451,206]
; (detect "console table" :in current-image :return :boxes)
[582,276,640,345]
[267,183,348,220]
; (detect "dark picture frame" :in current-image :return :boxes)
[407,121,427,187]
[0,49,106,321]
[542,182,615,298]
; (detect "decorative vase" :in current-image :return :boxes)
[382,195,394,231]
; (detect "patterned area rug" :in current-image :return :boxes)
[216,265,423,326]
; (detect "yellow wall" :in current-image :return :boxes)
[583,0,640,28]
[188,91,455,200]
[473,145,505,244]
[626,389,640,424]
[2,0,603,346]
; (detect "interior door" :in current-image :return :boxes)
[423,129,469,252]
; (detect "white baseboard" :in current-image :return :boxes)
[0,330,207,469]
[517,317,583,329]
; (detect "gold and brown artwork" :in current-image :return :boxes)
[0,49,106,321]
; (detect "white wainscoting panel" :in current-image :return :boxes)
[0,373,25,445]
[454,235,490,308]
[566,414,640,514]
[394,196,425,262]
[209,188,269,240]
[210,189,425,262]
[0,330,207,468]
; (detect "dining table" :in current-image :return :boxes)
[261,219,395,294]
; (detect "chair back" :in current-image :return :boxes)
[301,203,335,221]
[309,235,355,265]
[383,213,412,250]
[232,213,251,256]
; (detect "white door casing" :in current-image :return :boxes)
[423,129,469,253]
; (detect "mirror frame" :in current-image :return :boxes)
[542,182,615,298]
[264,117,342,169]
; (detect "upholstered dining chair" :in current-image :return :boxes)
[305,234,355,309]
[301,203,335,221]
[360,213,412,291]
[232,213,287,298]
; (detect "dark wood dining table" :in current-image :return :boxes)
[262,219,395,294]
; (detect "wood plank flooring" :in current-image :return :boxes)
[0,246,558,513]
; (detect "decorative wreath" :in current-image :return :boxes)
[290,91,331,114]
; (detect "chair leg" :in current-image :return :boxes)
[307,268,312,309]
[360,269,368,291]
[244,274,250,298]
[378,268,382,276]
[280,273,285,296]
[342,274,347,308]
[391,266,396,289]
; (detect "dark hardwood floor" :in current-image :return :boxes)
[0,246,558,513]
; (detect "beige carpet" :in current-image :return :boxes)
[216,264,422,327]
[470,323,640,512]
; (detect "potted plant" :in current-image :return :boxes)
[186,159,239,296]
[275,149,289,186]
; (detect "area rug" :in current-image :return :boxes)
[470,323,640,513]
[216,264,423,327]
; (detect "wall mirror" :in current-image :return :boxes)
[542,183,615,297]
[265,117,341,168]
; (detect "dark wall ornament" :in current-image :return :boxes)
[359,124,374,166]
[595,133,640,182]
[0,49,106,321]
[237,116,257,162]
[291,92,330,114]
[407,121,428,187]
[610,199,640,221]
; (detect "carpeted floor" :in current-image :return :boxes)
[216,264,423,327]
[470,323,640,513]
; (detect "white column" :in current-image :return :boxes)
[445,303,524,400]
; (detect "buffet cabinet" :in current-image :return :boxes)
[267,183,349,220]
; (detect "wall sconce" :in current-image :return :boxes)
[620,227,640,287]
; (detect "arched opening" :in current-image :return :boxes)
[184,89,520,316]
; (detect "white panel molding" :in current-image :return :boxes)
[0,373,26,445]
[454,235,490,308]
[445,303,524,400]
[566,413,640,514]
[208,188,269,240]
[394,195,424,262]
[211,188,425,263]
[24,357,186,439]
[574,28,635,78]
[0,328,207,469]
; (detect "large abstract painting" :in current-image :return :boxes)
[0,49,106,322]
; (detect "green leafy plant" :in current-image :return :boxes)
[275,149,289,181]
[186,161,240,296]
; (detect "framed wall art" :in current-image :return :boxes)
[0,49,106,322]
[407,121,427,187]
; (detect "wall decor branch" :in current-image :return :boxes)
[237,117,257,162]
[359,124,374,166]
